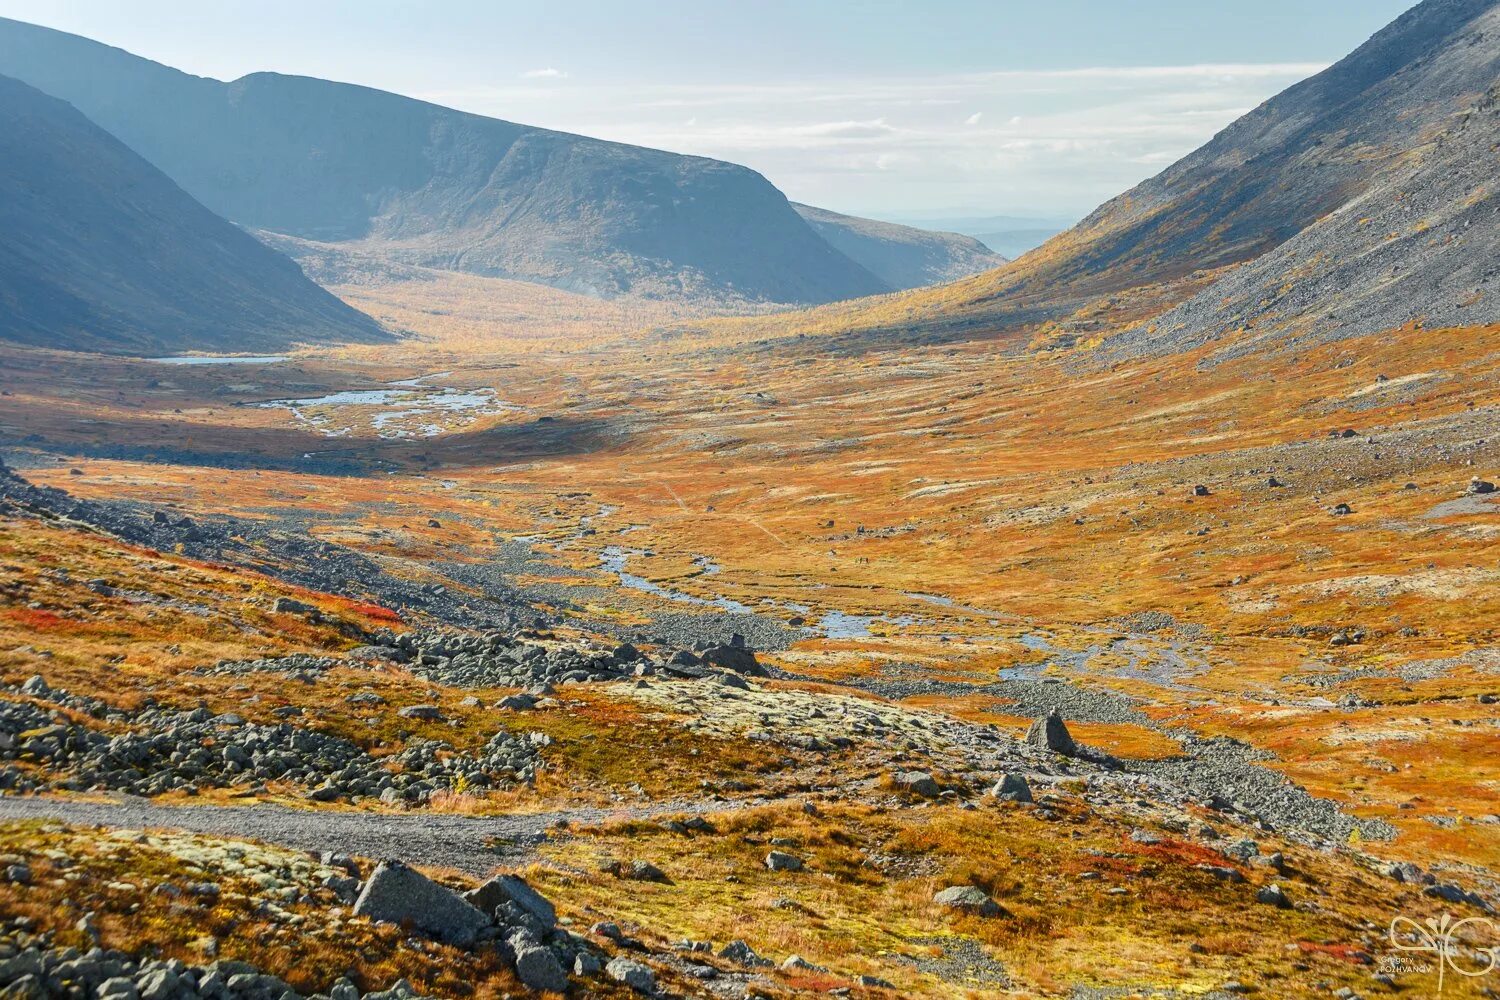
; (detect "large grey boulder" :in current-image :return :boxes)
[353,860,490,946]
[1025,709,1077,755]
[933,885,1004,917]
[991,773,1033,803]
[718,939,773,967]
[1256,883,1292,908]
[893,770,941,797]
[513,942,568,993]
[699,643,768,676]
[464,873,557,929]
[606,957,656,993]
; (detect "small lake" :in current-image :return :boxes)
[253,376,518,439]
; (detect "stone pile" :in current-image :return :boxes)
[0,917,439,1000]
[354,862,656,994]
[0,677,545,804]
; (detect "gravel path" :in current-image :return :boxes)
[0,796,711,875]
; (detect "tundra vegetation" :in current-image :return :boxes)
[0,1,1499,997]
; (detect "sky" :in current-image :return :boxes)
[0,0,1415,221]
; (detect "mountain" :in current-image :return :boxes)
[741,0,1500,354]
[1108,83,1499,363]
[0,73,387,355]
[0,17,889,308]
[790,204,1005,291]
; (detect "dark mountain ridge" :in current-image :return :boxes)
[0,17,890,306]
[0,73,387,355]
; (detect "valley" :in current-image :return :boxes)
[0,1,1498,997]
[2,298,1498,996]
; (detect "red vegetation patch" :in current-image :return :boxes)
[1296,941,1374,965]
[784,972,850,992]
[4,608,67,631]
[1125,835,1232,868]
[343,601,403,624]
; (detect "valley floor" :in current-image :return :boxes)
[0,315,1497,997]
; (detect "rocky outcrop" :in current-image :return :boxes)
[353,861,490,947]
[1024,709,1077,755]
[933,885,1005,918]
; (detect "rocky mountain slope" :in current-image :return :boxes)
[0,17,897,307]
[791,203,1005,291]
[725,0,1500,354]
[1051,0,1500,295]
[0,74,386,355]
[1107,78,1500,362]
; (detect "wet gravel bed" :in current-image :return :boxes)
[894,935,1010,989]
[1130,734,1396,844]
[610,611,801,653]
[811,666,1390,847]
[831,673,1150,725]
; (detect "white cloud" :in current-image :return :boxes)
[415,61,1328,215]
[521,67,567,79]
[790,118,898,139]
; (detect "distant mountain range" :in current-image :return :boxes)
[0,17,1000,310]
[0,73,386,355]
[791,205,1005,291]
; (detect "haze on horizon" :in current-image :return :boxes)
[0,0,1411,222]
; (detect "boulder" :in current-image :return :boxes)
[1256,883,1291,909]
[991,773,1032,803]
[464,874,556,929]
[893,770,941,797]
[699,644,767,676]
[718,939,773,967]
[1423,882,1492,911]
[605,957,656,993]
[513,943,568,993]
[624,859,669,883]
[1384,861,1433,885]
[933,884,1004,917]
[765,851,804,872]
[1197,865,1246,883]
[352,860,490,946]
[1025,709,1077,755]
